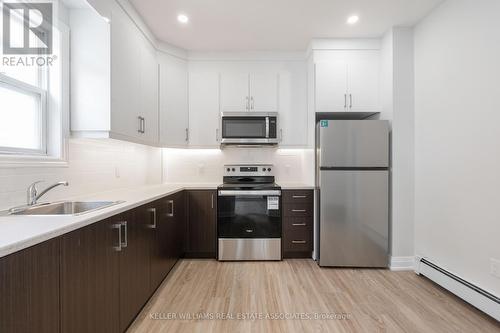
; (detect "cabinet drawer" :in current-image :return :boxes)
[283,203,313,217]
[283,227,312,252]
[283,190,314,203]
[283,216,312,229]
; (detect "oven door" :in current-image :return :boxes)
[217,190,282,238]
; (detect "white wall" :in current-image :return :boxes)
[162,148,314,185]
[414,0,500,296]
[0,139,162,210]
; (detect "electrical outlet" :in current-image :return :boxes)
[490,258,500,278]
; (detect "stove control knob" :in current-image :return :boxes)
[262,168,266,172]
[226,168,231,172]
[268,168,272,172]
[232,168,236,172]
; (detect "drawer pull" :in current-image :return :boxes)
[292,240,306,244]
[292,209,306,213]
[292,195,307,199]
[292,223,307,226]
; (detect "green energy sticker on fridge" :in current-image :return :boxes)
[320,120,329,127]
[267,197,279,210]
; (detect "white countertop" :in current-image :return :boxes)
[0,183,218,258]
[0,182,314,258]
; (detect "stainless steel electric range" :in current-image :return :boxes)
[217,164,282,261]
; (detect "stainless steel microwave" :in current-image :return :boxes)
[220,112,279,145]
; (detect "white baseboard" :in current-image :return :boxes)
[417,258,500,321]
[389,256,415,271]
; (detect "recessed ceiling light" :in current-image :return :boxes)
[347,15,359,25]
[177,14,189,24]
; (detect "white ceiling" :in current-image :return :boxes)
[129,0,444,51]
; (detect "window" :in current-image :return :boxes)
[0,4,69,166]
[0,74,47,154]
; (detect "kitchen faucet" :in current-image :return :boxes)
[27,181,69,206]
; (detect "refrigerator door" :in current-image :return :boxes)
[319,170,389,267]
[318,120,389,168]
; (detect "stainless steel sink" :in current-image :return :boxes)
[5,201,124,216]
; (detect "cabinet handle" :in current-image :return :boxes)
[167,200,174,217]
[292,209,306,213]
[211,194,214,209]
[344,94,347,109]
[280,129,283,142]
[292,195,307,199]
[185,128,189,142]
[292,223,307,226]
[147,208,157,229]
[120,221,128,248]
[250,96,254,110]
[246,96,249,110]
[142,117,146,133]
[292,240,306,244]
[112,223,122,252]
[137,116,143,133]
[216,128,219,142]
[349,94,352,108]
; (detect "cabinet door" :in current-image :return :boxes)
[315,61,348,112]
[188,69,220,147]
[0,239,60,333]
[159,53,189,146]
[220,71,249,112]
[150,198,174,291]
[110,3,142,138]
[172,191,186,258]
[119,210,151,332]
[278,64,308,146]
[186,190,217,257]
[139,36,159,144]
[249,72,279,112]
[347,50,380,111]
[60,220,120,333]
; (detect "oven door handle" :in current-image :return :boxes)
[218,190,281,196]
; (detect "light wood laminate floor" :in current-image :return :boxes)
[128,259,500,333]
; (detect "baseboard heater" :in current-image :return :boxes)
[417,258,500,321]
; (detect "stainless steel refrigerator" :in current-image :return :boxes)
[316,120,389,267]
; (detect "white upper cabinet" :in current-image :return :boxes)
[188,66,220,147]
[220,71,250,112]
[158,52,189,147]
[249,72,279,112]
[315,60,348,112]
[220,69,279,112]
[315,50,380,112]
[347,51,380,112]
[69,1,159,146]
[277,63,308,147]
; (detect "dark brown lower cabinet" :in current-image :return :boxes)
[150,191,186,292]
[0,238,60,333]
[60,217,121,333]
[185,190,217,258]
[282,189,314,258]
[119,208,151,332]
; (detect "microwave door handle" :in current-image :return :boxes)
[266,117,270,138]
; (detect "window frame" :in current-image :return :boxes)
[0,73,48,156]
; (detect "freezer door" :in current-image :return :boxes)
[319,170,389,267]
[319,120,389,168]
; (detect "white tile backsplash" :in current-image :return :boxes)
[0,138,162,210]
[162,147,314,185]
